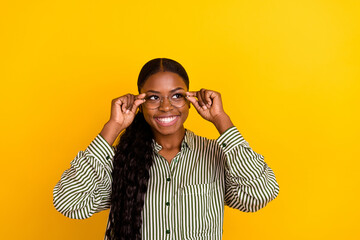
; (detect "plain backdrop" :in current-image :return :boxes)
[1,0,359,239]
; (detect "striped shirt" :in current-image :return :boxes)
[53,126,279,239]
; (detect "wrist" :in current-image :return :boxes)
[106,120,124,133]
[213,113,234,135]
[100,121,124,146]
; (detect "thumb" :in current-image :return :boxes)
[130,93,146,113]
[186,96,203,113]
[131,99,144,113]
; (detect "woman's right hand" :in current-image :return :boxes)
[109,93,146,131]
[100,93,146,146]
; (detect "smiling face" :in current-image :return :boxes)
[140,71,189,138]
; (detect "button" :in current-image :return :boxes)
[166,177,171,182]
[106,155,110,160]
[222,143,227,147]
[166,229,170,234]
[165,202,170,206]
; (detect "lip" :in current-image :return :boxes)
[154,115,180,127]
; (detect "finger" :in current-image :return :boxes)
[126,95,135,113]
[186,91,198,97]
[131,93,146,113]
[200,88,208,105]
[204,90,214,108]
[211,91,222,107]
[198,89,207,110]
[113,98,123,113]
[124,94,130,113]
[119,97,127,113]
[186,96,203,113]
[136,93,146,100]
[132,98,146,112]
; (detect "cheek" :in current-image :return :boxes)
[142,110,154,125]
[181,107,190,120]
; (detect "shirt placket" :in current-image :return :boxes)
[165,150,183,240]
[164,161,172,240]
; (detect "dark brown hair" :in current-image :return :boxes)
[106,58,189,239]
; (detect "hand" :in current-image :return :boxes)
[186,89,234,134]
[186,89,227,123]
[108,93,146,131]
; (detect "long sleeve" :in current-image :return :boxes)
[53,133,116,219]
[216,126,280,212]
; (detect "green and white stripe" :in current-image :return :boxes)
[53,126,279,239]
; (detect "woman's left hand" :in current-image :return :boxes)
[186,89,224,122]
[186,89,234,134]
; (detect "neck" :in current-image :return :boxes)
[153,126,186,151]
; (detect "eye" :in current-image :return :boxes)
[146,95,159,101]
[172,93,185,99]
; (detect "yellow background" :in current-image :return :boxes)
[1,0,359,239]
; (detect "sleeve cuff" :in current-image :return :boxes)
[86,133,116,167]
[216,126,250,153]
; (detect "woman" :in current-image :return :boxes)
[53,58,279,240]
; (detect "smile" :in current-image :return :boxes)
[155,116,179,126]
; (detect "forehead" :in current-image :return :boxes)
[140,71,187,93]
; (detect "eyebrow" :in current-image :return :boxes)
[146,87,185,94]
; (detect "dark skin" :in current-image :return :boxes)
[100,71,234,164]
[140,72,189,162]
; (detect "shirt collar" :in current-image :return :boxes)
[182,128,194,151]
[152,128,194,153]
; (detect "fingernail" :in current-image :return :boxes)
[202,106,207,110]
[126,110,130,113]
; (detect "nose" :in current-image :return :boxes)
[158,96,173,111]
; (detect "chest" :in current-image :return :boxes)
[150,148,224,189]
[141,150,226,239]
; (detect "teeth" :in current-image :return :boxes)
[157,116,177,123]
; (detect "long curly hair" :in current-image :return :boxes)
[105,58,189,240]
